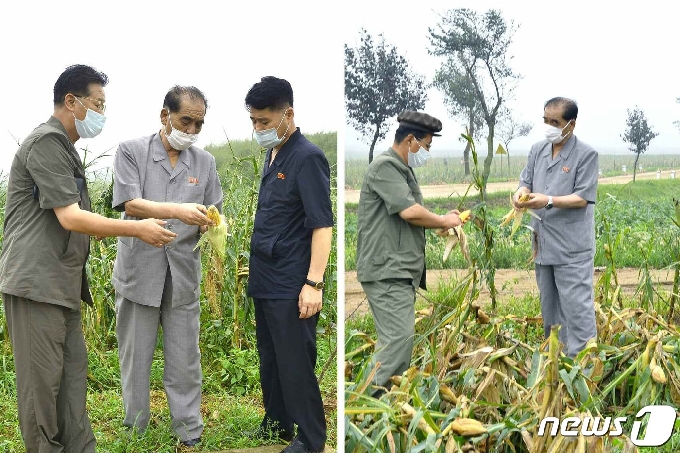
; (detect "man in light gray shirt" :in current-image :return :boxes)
[514,97,598,358]
[112,85,223,447]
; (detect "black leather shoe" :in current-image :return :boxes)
[281,437,322,453]
[180,437,201,447]
[245,425,294,443]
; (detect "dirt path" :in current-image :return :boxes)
[344,268,676,319]
[344,171,672,204]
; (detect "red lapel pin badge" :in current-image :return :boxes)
[188,177,199,184]
[562,166,570,173]
[277,173,285,180]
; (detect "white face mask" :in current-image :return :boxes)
[544,119,573,144]
[407,139,430,168]
[165,108,198,151]
[255,109,290,149]
[73,97,106,138]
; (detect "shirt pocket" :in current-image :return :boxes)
[182,184,205,204]
[251,230,281,260]
[59,231,89,268]
[259,175,289,210]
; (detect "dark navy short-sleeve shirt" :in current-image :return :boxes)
[247,128,334,299]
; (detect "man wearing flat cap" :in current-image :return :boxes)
[356,110,464,395]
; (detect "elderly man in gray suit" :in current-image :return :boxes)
[111,86,223,447]
[514,97,598,358]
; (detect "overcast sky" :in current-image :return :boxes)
[0,1,342,173]
[344,0,680,159]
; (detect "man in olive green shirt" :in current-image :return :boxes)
[0,65,176,453]
[356,111,463,395]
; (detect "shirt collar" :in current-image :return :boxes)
[152,133,192,168]
[267,127,302,168]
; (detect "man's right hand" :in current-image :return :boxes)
[174,203,213,226]
[441,212,462,229]
[136,219,177,247]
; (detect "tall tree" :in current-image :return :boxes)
[429,8,520,191]
[345,29,428,163]
[621,106,659,182]
[496,107,532,176]
[433,58,484,176]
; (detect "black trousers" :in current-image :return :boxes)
[254,298,327,451]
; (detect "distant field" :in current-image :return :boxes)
[345,153,680,189]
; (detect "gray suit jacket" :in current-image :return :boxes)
[111,133,223,307]
[519,135,599,265]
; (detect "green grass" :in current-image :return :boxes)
[345,179,680,271]
[0,335,337,452]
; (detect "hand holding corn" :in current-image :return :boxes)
[175,203,213,226]
[501,193,541,238]
[435,210,472,264]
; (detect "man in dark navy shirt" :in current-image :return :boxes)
[245,76,334,453]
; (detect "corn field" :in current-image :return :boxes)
[345,264,680,452]
[344,136,680,452]
[0,132,338,389]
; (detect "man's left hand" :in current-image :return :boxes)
[298,285,323,319]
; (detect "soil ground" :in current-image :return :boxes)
[344,268,675,319]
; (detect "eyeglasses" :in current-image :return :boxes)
[416,138,432,151]
[76,95,106,113]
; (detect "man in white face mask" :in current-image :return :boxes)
[0,64,178,453]
[356,110,464,397]
[245,76,334,453]
[110,85,224,447]
[513,97,599,358]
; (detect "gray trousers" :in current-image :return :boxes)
[115,269,203,441]
[3,294,96,453]
[535,259,597,358]
[361,279,416,390]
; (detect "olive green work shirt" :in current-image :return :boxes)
[0,116,92,310]
[356,148,427,290]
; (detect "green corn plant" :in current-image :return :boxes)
[461,131,499,309]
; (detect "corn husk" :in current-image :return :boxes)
[194,205,229,316]
[500,193,541,238]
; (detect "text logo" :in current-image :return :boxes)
[537,405,676,447]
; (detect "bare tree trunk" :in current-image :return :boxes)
[368,124,381,164]
[482,123,495,197]
[507,150,511,178]
[463,109,475,176]
[633,152,640,182]
[462,142,471,177]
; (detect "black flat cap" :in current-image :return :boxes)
[397,110,443,136]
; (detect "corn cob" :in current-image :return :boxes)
[446,418,487,437]
[500,193,541,238]
[206,204,221,226]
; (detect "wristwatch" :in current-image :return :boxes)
[305,279,325,290]
[545,196,554,210]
